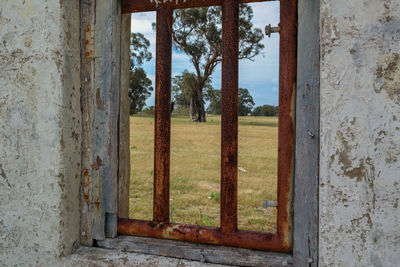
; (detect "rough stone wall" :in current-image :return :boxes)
[320,0,400,266]
[0,0,81,265]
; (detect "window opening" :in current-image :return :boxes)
[237,1,279,233]
[119,0,296,253]
[170,6,222,227]
[129,11,156,221]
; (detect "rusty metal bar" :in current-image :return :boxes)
[276,0,297,251]
[118,219,289,252]
[220,0,239,234]
[153,5,173,223]
[122,0,278,13]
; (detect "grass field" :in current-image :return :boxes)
[129,115,278,232]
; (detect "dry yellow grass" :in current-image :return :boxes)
[129,115,278,232]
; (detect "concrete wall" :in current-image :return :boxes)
[0,0,81,265]
[0,0,399,266]
[319,0,400,266]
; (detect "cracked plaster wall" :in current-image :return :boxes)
[0,0,81,265]
[320,0,400,266]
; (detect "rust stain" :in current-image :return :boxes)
[275,0,297,250]
[122,0,273,13]
[90,156,103,171]
[85,25,94,59]
[153,5,172,224]
[118,219,288,252]
[94,201,101,215]
[96,88,104,110]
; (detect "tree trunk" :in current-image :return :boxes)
[196,86,206,122]
[189,93,198,121]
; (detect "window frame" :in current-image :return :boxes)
[118,0,294,252]
[79,0,319,265]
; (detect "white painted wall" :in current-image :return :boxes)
[320,0,400,266]
[0,0,81,265]
[0,0,399,266]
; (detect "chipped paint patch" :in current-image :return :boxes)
[374,53,400,104]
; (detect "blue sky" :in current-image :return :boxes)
[131,2,280,108]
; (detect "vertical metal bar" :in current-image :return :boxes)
[153,5,173,223]
[277,0,297,249]
[221,0,239,234]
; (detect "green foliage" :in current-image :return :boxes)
[238,88,255,116]
[252,105,279,117]
[130,32,152,69]
[206,89,221,115]
[209,191,220,202]
[172,106,190,117]
[206,88,254,116]
[172,70,196,108]
[172,70,214,121]
[129,67,153,114]
[129,33,153,114]
[172,5,264,121]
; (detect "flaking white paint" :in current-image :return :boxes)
[320,0,400,266]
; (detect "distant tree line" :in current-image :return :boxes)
[252,104,279,116]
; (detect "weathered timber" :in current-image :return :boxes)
[293,0,320,266]
[97,235,293,267]
[118,13,132,219]
[80,0,96,245]
[92,0,121,239]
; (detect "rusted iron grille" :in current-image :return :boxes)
[118,0,296,252]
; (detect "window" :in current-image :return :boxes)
[80,0,319,264]
[118,0,296,252]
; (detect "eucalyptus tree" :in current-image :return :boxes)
[172,4,264,122]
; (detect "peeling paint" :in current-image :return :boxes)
[320,0,400,266]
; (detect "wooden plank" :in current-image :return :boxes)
[118,13,132,219]
[220,0,239,234]
[97,235,293,267]
[122,0,277,13]
[153,6,173,223]
[293,0,320,266]
[108,0,122,238]
[80,0,96,246]
[92,0,121,239]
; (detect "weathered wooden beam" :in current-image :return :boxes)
[293,0,320,266]
[98,235,293,267]
[80,0,96,246]
[118,13,132,219]
[89,0,122,239]
[122,0,278,13]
